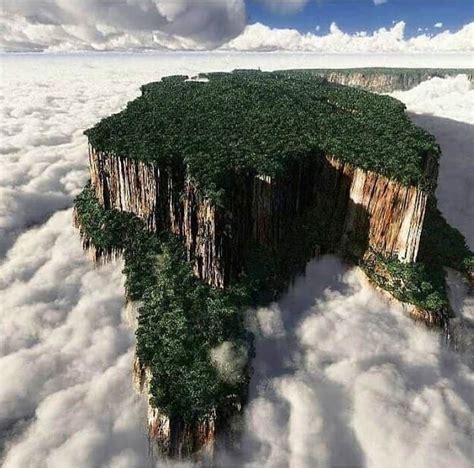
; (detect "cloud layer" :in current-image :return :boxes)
[1,1,473,52]
[0,55,473,467]
[392,76,474,250]
[236,257,473,468]
[1,0,246,51]
[224,21,474,52]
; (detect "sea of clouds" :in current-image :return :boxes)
[0,54,473,467]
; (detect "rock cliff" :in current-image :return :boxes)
[83,143,436,459]
[284,68,474,92]
[132,357,220,460]
[89,147,431,288]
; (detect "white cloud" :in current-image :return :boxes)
[0,54,473,467]
[1,1,473,52]
[0,0,247,51]
[392,75,474,249]
[374,0,388,5]
[210,341,248,384]
[434,22,443,28]
[257,0,310,14]
[235,255,474,468]
[224,21,474,52]
[0,212,150,468]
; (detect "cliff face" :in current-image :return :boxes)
[89,146,429,287]
[324,157,428,262]
[86,144,432,457]
[306,70,474,92]
[132,356,240,460]
[323,72,434,92]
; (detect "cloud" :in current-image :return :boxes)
[0,211,151,468]
[210,341,248,384]
[224,20,474,52]
[373,0,388,5]
[1,55,473,467]
[392,75,474,249]
[0,0,247,51]
[257,0,310,14]
[434,22,443,28]
[234,256,474,468]
[1,1,473,52]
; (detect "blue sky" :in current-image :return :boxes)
[247,0,474,36]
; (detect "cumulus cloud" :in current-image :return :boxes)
[0,211,151,467]
[373,0,388,4]
[392,75,474,249]
[1,54,473,467]
[224,20,474,52]
[434,22,443,28]
[0,0,247,51]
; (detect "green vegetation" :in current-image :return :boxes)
[74,184,251,422]
[78,70,474,428]
[361,252,449,317]
[419,200,473,278]
[361,200,473,318]
[86,70,440,196]
[136,239,251,420]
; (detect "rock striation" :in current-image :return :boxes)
[89,147,432,288]
[286,68,474,92]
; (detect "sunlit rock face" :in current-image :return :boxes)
[88,147,430,288]
[316,70,474,92]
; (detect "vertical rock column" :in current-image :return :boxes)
[326,156,428,262]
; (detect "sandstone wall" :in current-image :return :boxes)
[313,71,474,92]
[89,146,226,286]
[133,356,240,460]
[88,146,428,287]
[325,157,427,262]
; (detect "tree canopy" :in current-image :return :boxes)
[86,70,440,195]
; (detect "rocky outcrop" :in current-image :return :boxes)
[325,157,428,262]
[305,69,474,92]
[133,356,241,461]
[88,146,430,287]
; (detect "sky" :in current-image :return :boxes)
[247,0,474,36]
[1,0,473,52]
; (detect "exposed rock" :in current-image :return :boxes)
[310,70,474,92]
[133,355,226,461]
[88,147,429,287]
[326,156,428,262]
